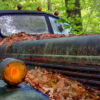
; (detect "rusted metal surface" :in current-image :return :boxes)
[49,69,100,79]
[0,35,100,96]
[1,35,100,66]
[49,69,100,85]
[1,53,100,66]
[1,35,100,56]
[68,77,100,88]
[24,61,100,96]
[24,62,100,73]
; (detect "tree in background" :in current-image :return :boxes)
[48,0,52,11]
[65,0,81,18]
[0,0,100,34]
[80,0,100,34]
[64,0,82,34]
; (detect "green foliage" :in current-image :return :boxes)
[67,4,75,10]
[68,0,75,3]
[56,0,83,35]
[63,25,70,28]
[80,0,100,34]
[0,0,100,34]
[57,0,100,35]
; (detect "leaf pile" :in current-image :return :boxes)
[0,32,66,47]
[0,32,97,47]
[23,67,100,100]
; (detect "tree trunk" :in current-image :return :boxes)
[65,0,82,32]
[48,0,52,11]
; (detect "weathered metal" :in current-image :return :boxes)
[0,35,100,96]
[0,58,27,85]
[0,10,60,38]
[24,61,100,96]
[1,35,100,66]
[0,80,49,100]
[24,62,100,72]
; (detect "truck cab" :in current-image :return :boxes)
[0,6,71,40]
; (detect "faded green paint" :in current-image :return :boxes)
[0,35,100,66]
[0,80,49,100]
[1,54,100,66]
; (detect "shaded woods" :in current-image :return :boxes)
[1,0,100,34]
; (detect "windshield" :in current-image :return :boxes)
[0,15,49,36]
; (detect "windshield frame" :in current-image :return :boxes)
[0,10,59,37]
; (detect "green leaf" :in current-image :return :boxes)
[19,1,26,5]
[67,4,75,10]
[63,25,70,29]
[71,14,75,17]
[25,7,32,10]
[76,25,82,29]
[74,7,80,9]
[68,0,75,4]
[63,13,68,17]
[60,6,67,10]
[56,19,66,23]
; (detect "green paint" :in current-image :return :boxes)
[0,80,49,100]
[0,35,100,66]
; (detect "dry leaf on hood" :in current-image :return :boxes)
[0,32,96,48]
[23,67,100,100]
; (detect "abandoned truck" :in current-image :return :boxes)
[0,5,100,100]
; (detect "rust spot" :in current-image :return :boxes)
[26,57,31,60]
[26,57,50,61]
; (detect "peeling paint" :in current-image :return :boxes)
[0,35,100,66]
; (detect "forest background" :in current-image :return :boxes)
[0,0,100,35]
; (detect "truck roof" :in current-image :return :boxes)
[0,10,59,18]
